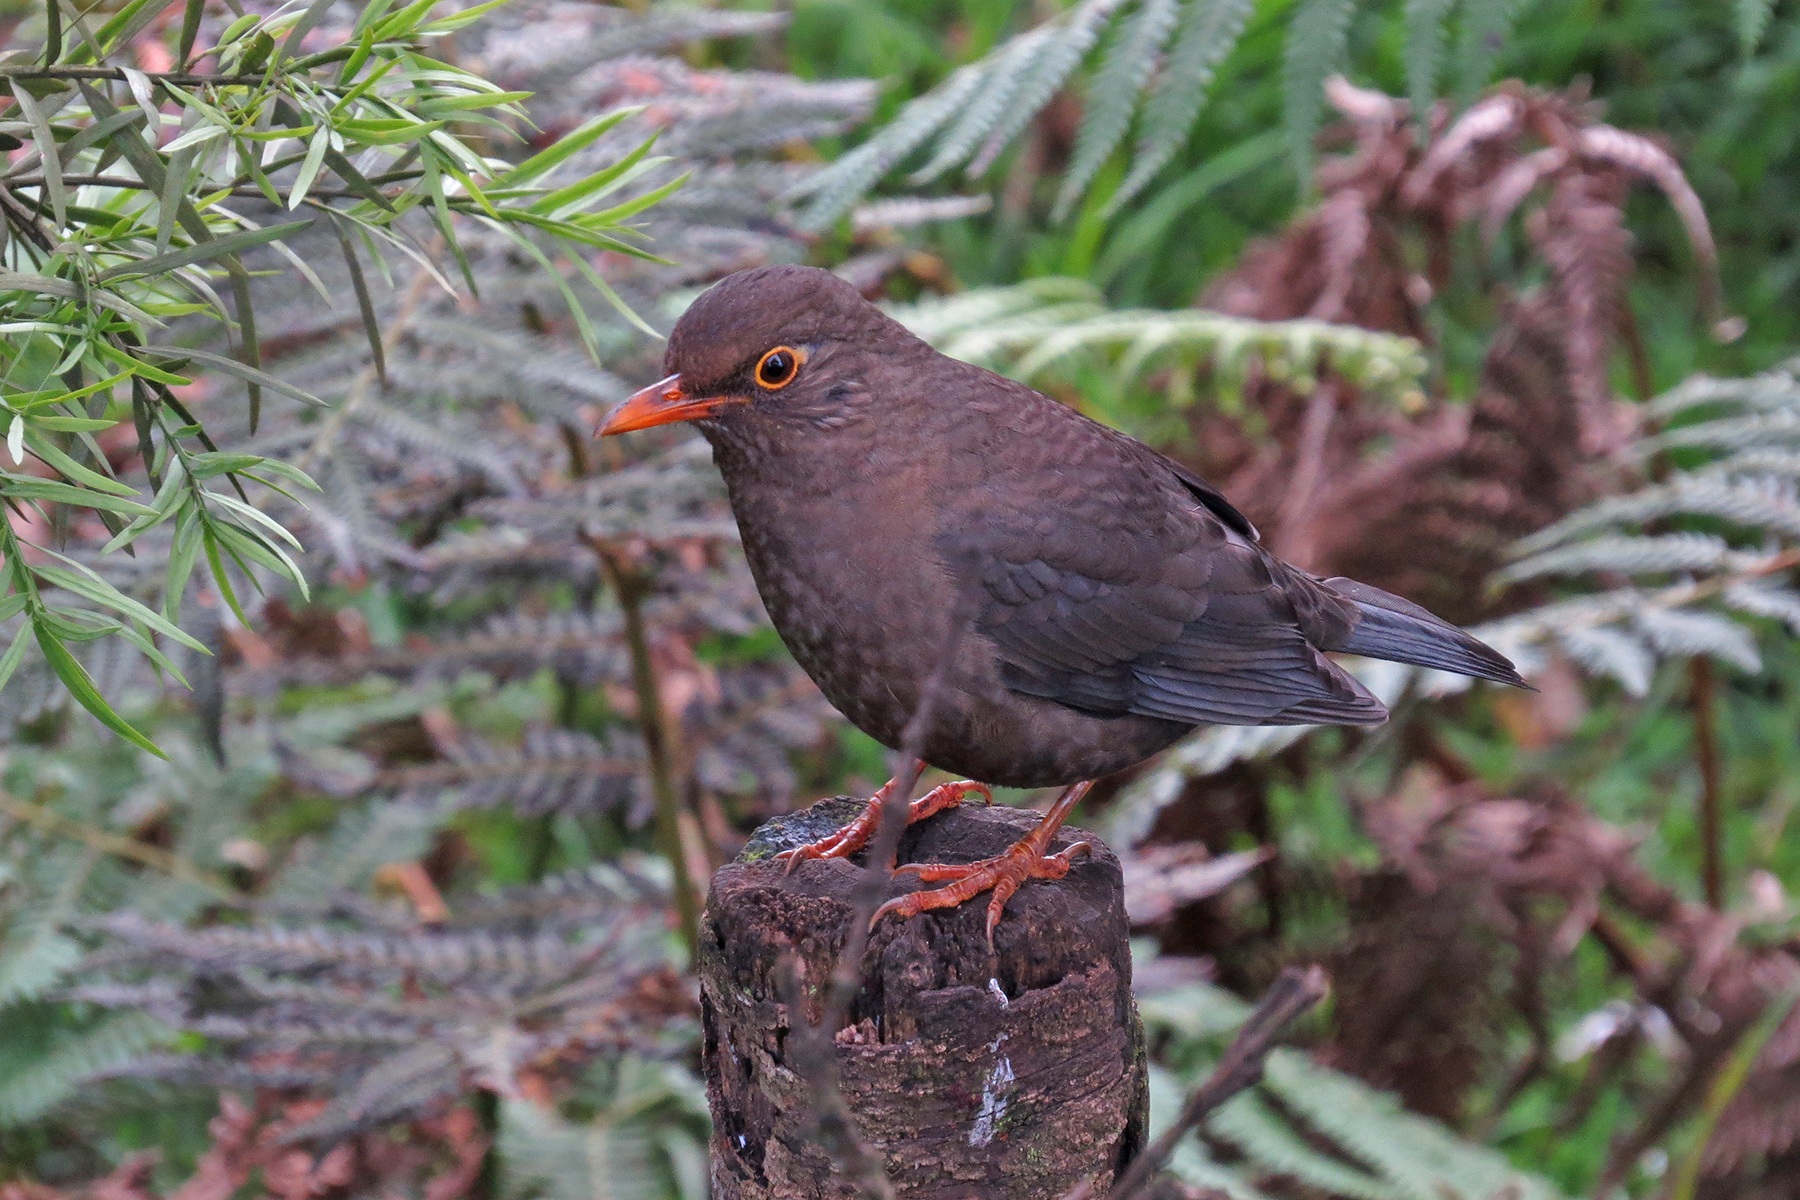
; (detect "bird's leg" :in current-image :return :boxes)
[871,780,1096,949]
[774,764,992,873]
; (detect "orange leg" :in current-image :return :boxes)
[871,780,1096,949]
[774,766,992,873]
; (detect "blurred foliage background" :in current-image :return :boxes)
[3,0,1800,1197]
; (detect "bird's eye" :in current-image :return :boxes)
[756,346,802,390]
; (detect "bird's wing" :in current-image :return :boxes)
[942,442,1385,729]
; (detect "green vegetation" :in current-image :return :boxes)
[3,0,1800,1196]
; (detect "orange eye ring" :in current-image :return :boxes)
[755,345,803,390]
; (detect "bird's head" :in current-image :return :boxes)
[597,265,903,440]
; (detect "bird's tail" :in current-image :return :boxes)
[1324,577,1526,687]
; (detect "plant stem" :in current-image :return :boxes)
[590,538,701,952]
[0,65,264,86]
[1101,965,1330,1200]
[0,788,244,900]
[1690,656,1725,908]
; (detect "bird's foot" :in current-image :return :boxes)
[774,777,991,874]
[871,834,1094,950]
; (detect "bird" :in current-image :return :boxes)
[599,264,1523,945]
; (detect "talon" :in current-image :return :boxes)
[866,780,1096,944]
[769,769,987,873]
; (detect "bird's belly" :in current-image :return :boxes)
[741,521,1192,788]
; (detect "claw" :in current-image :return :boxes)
[867,780,1097,951]
[772,776,991,873]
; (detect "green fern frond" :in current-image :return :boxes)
[1282,0,1359,185]
[0,1007,173,1126]
[1114,0,1258,212]
[1736,0,1776,56]
[1451,0,1526,109]
[1632,606,1762,673]
[1402,0,1454,131]
[1262,1051,1563,1200]
[1137,982,1564,1200]
[1056,0,1183,219]
[910,28,1062,183]
[892,279,1428,408]
[795,65,988,229]
[500,1058,710,1200]
[1210,1091,1394,1199]
[1496,532,1749,583]
[969,0,1131,176]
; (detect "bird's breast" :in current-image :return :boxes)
[720,444,965,747]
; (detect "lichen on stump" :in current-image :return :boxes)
[700,795,1148,1199]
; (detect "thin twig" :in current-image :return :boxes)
[589,537,701,953]
[0,65,265,86]
[1098,965,1330,1200]
[0,789,244,900]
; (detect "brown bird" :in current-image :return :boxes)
[600,265,1522,942]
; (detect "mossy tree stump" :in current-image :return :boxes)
[700,796,1148,1199]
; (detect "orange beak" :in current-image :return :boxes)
[597,373,748,436]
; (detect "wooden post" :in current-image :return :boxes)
[700,796,1148,1198]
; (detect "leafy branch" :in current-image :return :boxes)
[0,0,684,747]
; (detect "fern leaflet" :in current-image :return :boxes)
[1116,0,1258,212]
[1283,0,1360,185]
[1056,0,1183,218]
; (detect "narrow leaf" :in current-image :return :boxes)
[331,214,387,383]
[141,346,324,408]
[34,621,166,756]
[290,126,331,209]
[11,82,67,229]
[97,220,313,282]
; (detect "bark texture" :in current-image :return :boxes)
[701,796,1148,1199]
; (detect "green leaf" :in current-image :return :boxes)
[141,346,323,408]
[20,431,137,496]
[43,0,62,61]
[290,127,331,209]
[494,107,639,189]
[1735,0,1775,56]
[31,559,206,652]
[10,82,67,229]
[1403,0,1453,132]
[527,137,661,215]
[277,0,339,64]
[331,214,387,383]
[157,146,195,255]
[1451,0,1524,110]
[162,508,202,624]
[97,220,313,283]
[1114,0,1254,213]
[176,0,205,65]
[92,0,169,57]
[1282,0,1358,187]
[201,527,247,625]
[418,0,511,32]
[371,0,444,40]
[33,620,166,756]
[0,623,30,693]
[0,475,156,517]
[1057,0,1182,221]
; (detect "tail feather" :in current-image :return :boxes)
[1324,577,1527,688]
